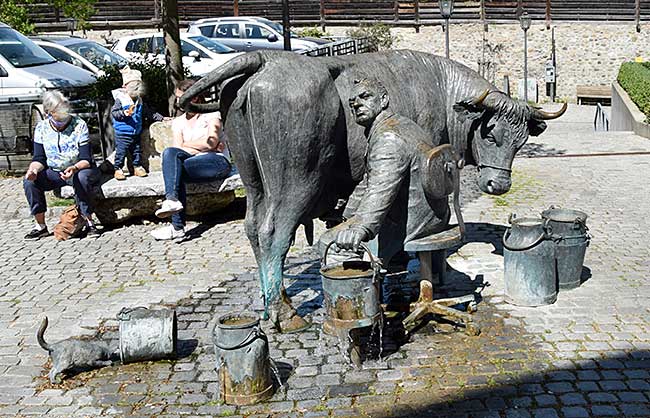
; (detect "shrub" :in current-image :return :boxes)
[1,0,35,34]
[89,58,189,116]
[618,62,650,123]
[346,23,396,52]
[296,26,330,38]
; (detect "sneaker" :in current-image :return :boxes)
[25,226,49,240]
[84,224,101,237]
[155,199,184,218]
[150,225,185,241]
[134,166,148,177]
[114,168,126,181]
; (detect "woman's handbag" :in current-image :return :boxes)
[53,205,86,241]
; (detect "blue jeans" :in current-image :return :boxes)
[161,147,232,228]
[114,134,142,168]
[23,167,99,218]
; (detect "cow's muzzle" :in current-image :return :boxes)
[478,167,512,195]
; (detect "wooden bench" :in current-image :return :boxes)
[576,85,612,105]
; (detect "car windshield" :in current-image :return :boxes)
[66,41,126,68]
[187,35,236,53]
[264,20,298,38]
[0,27,56,68]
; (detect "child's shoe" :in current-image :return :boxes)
[134,166,148,177]
[114,169,126,181]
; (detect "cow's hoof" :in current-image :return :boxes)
[279,314,311,334]
[269,302,311,333]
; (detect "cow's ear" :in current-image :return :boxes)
[453,100,483,123]
[528,119,547,137]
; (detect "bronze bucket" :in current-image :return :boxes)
[320,242,383,336]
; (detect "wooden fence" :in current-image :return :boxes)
[28,0,650,30]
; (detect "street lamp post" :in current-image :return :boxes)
[519,11,532,102]
[439,0,454,59]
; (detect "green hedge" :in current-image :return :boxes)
[618,62,650,122]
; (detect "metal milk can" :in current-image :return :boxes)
[117,307,177,363]
[541,207,590,290]
[213,312,274,405]
[503,215,557,307]
[320,242,383,336]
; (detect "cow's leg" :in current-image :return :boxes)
[257,198,311,333]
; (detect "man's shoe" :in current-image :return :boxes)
[25,227,49,240]
[114,169,126,181]
[150,225,185,241]
[155,199,184,218]
[134,166,148,177]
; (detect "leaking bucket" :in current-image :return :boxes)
[213,312,274,405]
[541,207,590,290]
[503,215,557,307]
[320,242,382,336]
[117,307,177,363]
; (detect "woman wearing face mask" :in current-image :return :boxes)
[23,90,100,239]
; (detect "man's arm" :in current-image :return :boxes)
[336,133,409,249]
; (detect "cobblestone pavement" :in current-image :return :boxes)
[2,105,650,417]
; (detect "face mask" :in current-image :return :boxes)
[49,114,70,130]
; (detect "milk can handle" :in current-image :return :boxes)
[502,219,551,251]
[214,326,267,351]
[322,240,379,272]
[116,306,148,321]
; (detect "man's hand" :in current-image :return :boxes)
[25,168,38,181]
[60,166,77,181]
[335,227,368,251]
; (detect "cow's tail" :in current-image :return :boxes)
[180,51,265,114]
[37,317,51,352]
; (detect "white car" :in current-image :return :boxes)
[31,36,127,76]
[112,33,243,77]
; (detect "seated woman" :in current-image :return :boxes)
[151,79,232,241]
[23,90,100,239]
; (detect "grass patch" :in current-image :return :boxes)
[47,196,75,207]
[489,169,543,209]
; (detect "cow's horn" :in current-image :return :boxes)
[180,52,264,114]
[470,89,491,106]
[532,102,568,120]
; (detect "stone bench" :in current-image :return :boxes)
[59,120,244,224]
[62,171,243,224]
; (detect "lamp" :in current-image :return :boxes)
[519,11,532,32]
[439,0,454,19]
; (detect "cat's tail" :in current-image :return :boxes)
[37,317,51,352]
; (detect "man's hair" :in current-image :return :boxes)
[352,78,388,98]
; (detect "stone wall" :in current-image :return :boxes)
[326,23,650,103]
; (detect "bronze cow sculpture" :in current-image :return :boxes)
[180,50,566,332]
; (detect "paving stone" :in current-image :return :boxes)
[590,405,620,416]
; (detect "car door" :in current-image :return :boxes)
[213,22,244,51]
[243,23,282,51]
[39,44,95,74]
[124,36,154,61]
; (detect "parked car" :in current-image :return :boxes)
[112,33,243,77]
[0,22,97,156]
[31,36,127,76]
[187,17,331,53]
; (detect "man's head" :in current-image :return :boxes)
[348,78,389,127]
[121,68,144,99]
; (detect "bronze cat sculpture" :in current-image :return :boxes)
[37,317,114,384]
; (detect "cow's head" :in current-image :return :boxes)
[453,90,567,195]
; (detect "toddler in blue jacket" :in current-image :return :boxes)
[111,68,164,180]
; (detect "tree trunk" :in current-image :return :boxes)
[162,0,184,115]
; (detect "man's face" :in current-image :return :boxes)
[348,83,385,126]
